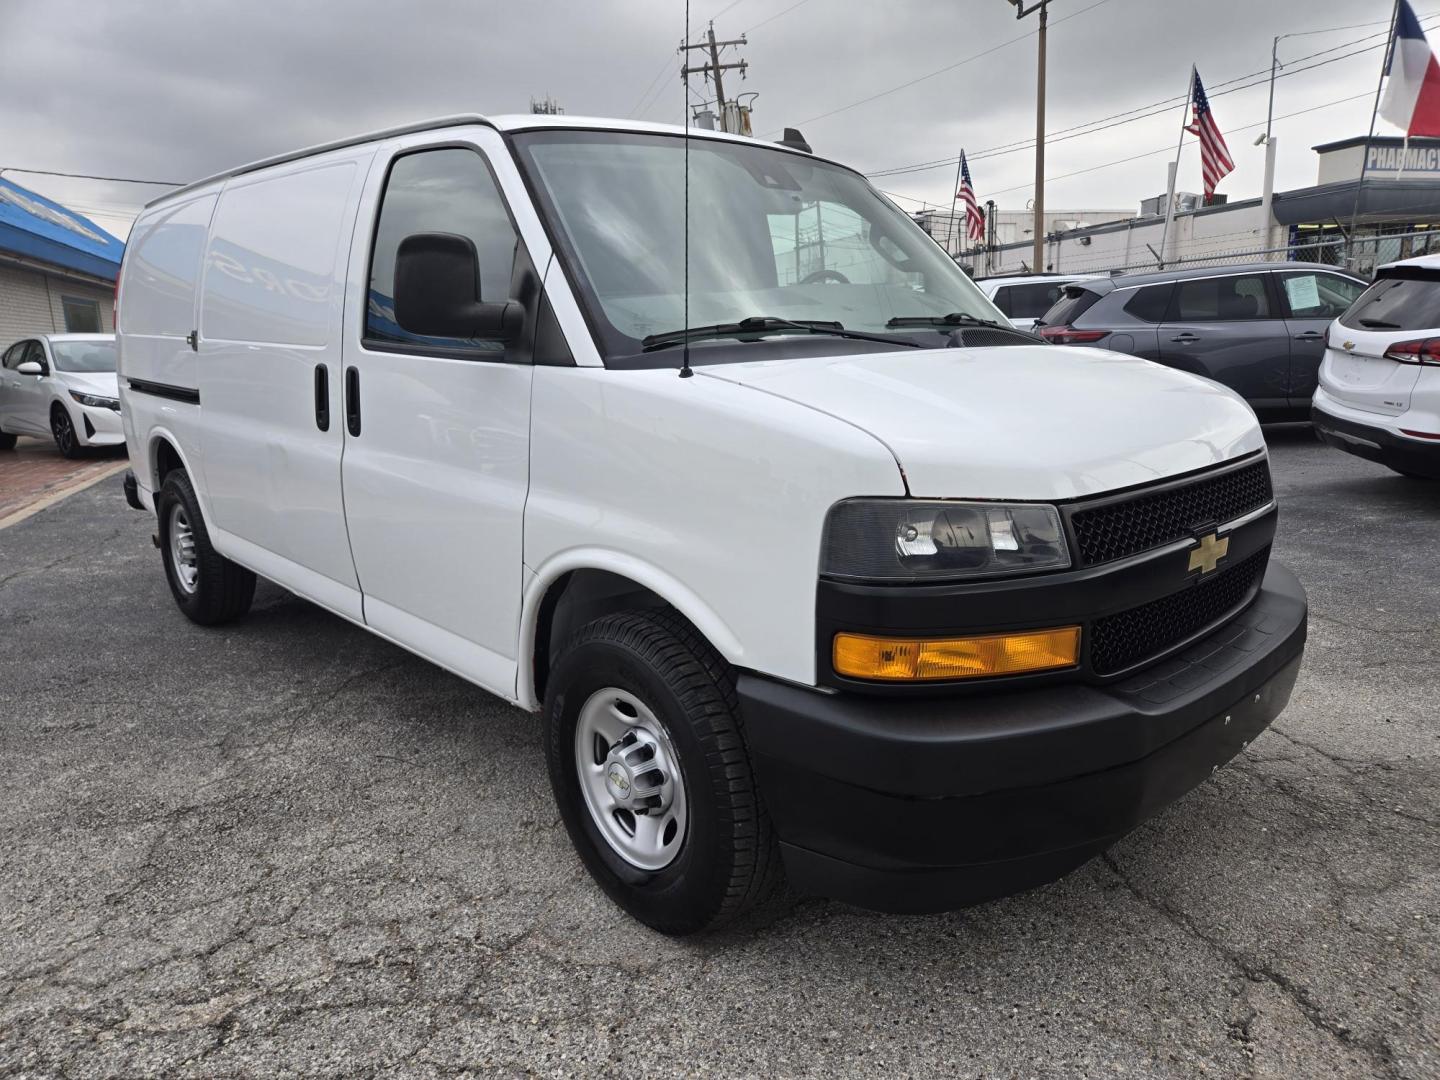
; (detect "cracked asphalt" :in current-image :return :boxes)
[0,426,1436,1079]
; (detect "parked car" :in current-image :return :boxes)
[0,333,120,457]
[1037,262,1367,421]
[975,273,1099,332]
[117,114,1307,934]
[1313,253,1440,479]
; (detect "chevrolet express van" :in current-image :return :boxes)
[117,115,1307,934]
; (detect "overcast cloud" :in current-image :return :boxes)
[0,0,1407,239]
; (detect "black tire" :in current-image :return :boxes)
[50,404,81,459]
[0,431,16,450]
[544,609,783,935]
[156,470,256,626]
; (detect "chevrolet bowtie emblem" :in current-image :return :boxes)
[1188,532,1230,575]
[1343,340,1356,351]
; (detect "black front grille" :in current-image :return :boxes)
[1069,460,1273,567]
[1090,545,1270,676]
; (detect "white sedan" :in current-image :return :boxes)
[0,334,121,458]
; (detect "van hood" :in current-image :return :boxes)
[57,370,119,398]
[697,345,1264,501]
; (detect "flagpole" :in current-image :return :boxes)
[949,152,965,258]
[1350,0,1402,267]
[1158,65,1195,270]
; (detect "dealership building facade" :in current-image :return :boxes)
[0,177,123,345]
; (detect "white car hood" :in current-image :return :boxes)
[58,370,119,398]
[698,345,1264,501]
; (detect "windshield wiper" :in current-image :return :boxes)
[1357,317,1401,329]
[641,316,923,352]
[885,312,1001,329]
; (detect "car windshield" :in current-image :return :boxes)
[50,340,116,373]
[513,130,1001,364]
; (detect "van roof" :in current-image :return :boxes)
[145,114,816,210]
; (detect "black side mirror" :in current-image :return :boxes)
[393,232,522,343]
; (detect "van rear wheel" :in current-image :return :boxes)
[544,610,783,935]
[156,470,256,625]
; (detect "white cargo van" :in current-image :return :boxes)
[118,115,1307,934]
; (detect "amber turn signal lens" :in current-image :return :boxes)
[833,626,1081,681]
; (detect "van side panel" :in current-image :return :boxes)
[117,191,219,501]
[196,152,372,617]
[521,367,906,699]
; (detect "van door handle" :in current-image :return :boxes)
[1170,333,1199,343]
[314,364,330,431]
[344,366,360,436]
[1293,331,1325,341]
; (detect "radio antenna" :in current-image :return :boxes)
[680,0,694,378]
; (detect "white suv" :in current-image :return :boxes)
[1314,254,1440,479]
[116,114,1308,934]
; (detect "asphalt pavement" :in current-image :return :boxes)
[0,426,1435,1079]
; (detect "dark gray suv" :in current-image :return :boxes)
[1037,262,1367,421]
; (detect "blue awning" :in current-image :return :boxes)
[0,177,124,282]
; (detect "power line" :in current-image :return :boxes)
[0,166,180,186]
[878,88,1375,209]
[745,0,814,33]
[764,0,1115,136]
[865,14,1440,180]
[627,56,676,118]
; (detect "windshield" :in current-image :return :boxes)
[513,130,1002,364]
[50,339,116,373]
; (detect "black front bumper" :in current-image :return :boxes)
[1313,407,1440,479]
[740,562,1307,914]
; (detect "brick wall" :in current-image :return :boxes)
[0,264,114,348]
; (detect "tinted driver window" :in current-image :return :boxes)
[2,342,27,369]
[1279,272,1363,318]
[1169,275,1271,321]
[366,148,518,350]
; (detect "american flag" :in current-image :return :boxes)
[1185,68,1234,201]
[957,152,985,245]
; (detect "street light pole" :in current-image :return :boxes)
[1009,0,1048,273]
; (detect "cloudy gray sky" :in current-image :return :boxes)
[0,0,1416,240]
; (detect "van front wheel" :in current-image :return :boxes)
[544,610,783,935]
[156,470,256,625]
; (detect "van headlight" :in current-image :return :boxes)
[823,499,1070,581]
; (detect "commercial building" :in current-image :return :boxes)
[912,207,1129,259]
[967,135,1440,278]
[0,177,123,345]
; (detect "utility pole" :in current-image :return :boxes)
[1008,0,1048,273]
[681,22,748,132]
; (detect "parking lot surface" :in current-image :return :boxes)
[0,439,126,526]
[0,426,1435,1079]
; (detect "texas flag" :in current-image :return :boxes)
[1381,0,1440,137]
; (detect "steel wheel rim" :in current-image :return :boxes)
[574,687,688,871]
[52,411,73,454]
[168,503,199,594]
